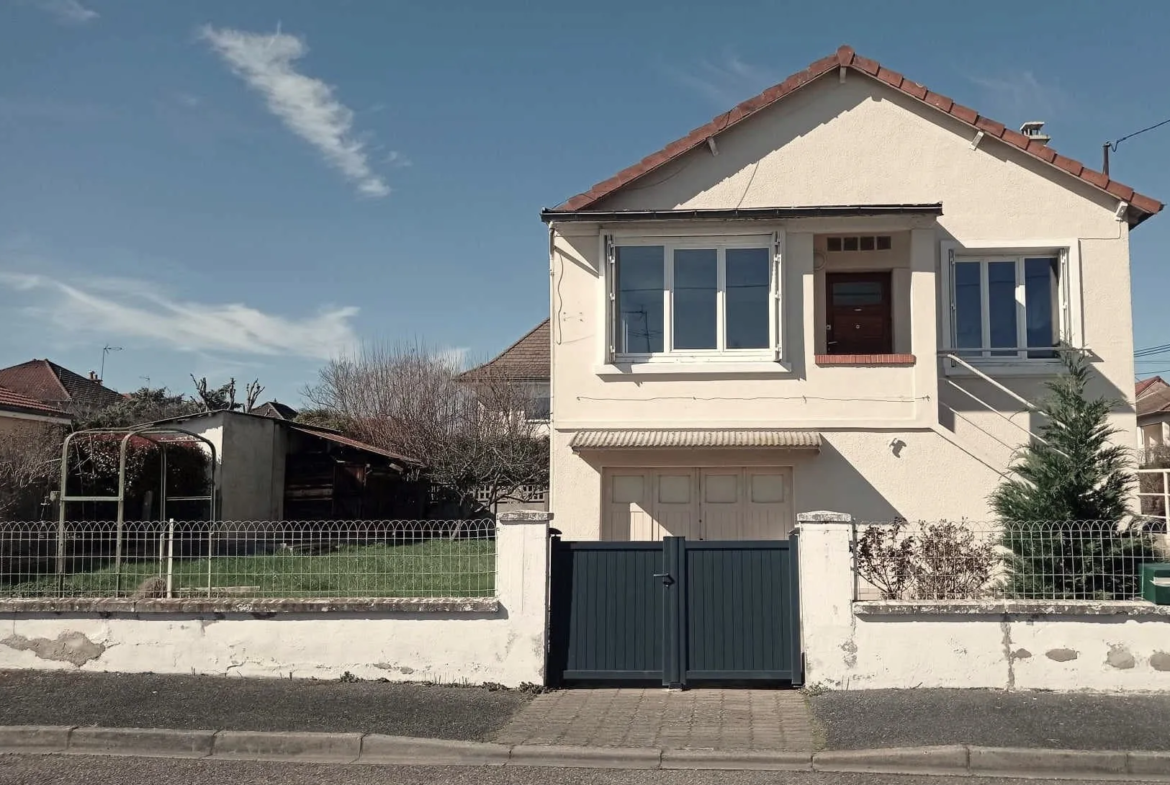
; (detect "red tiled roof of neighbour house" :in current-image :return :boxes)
[0,385,71,419]
[1137,377,1166,399]
[0,359,123,412]
[458,319,551,382]
[1138,388,1170,417]
[554,46,1162,226]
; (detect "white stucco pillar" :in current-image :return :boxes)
[910,227,939,426]
[496,510,552,684]
[797,510,855,688]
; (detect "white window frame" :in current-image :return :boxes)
[603,232,783,365]
[939,240,1082,374]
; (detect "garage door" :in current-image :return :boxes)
[605,468,793,541]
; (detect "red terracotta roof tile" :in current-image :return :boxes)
[552,46,1162,225]
[1001,128,1031,149]
[1137,376,1165,398]
[459,319,550,382]
[949,103,978,125]
[0,359,122,413]
[0,385,70,418]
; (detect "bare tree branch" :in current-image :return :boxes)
[244,379,265,413]
[302,339,548,510]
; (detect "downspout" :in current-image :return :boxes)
[547,223,556,517]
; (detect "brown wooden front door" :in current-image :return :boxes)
[826,272,892,354]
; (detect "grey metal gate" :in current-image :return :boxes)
[548,534,802,688]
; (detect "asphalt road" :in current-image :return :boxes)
[0,755,1133,785]
[0,671,533,741]
[810,689,1170,751]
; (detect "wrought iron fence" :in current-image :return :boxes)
[852,519,1167,602]
[0,519,496,600]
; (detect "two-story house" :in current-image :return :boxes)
[542,46,1161,542]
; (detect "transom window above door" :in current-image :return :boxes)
[609,235,779,362]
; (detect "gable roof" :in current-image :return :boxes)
[1138,385,1170,418]
[253,400,298,420]
[553,45,1162,227]
[0,385,71,420]
[0,359,123,412]
[1137,377,1167,399]
[459,320,550,382]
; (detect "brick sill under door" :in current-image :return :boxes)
[815,354,917,367]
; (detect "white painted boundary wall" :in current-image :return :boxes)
[799,511,1170,692]
[0,514,550,687]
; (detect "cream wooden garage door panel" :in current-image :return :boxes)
[605,468,792,541]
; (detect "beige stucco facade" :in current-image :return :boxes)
[548,72,1139,540]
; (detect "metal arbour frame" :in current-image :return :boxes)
[57,425,217,591]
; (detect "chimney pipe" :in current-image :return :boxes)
[1019,121,1050,145]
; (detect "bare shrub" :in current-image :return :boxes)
[855,520,997,600]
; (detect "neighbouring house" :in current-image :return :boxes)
[0,359,123,418]
[459,320,552,513]
[1137,376,1170,454]
[0,387,70,520]
[543,45,1160,541]
[251,400,298,420]
[137,410,427,521]
[0,385,72,436]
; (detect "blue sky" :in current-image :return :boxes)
[2,0,1169,403]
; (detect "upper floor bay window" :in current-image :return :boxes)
[607,234,780,363]
[946,246,1074,362]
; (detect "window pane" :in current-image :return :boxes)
[704,474,738,504]
[831,281,884,306]
[673,248,717,349]
[750,473,786,503]
[988,261,1018,355]
[612,475,644,504]
[616,246,664,353]
[954,261,983,354]
[658,475,691,504]
[1025,257,1057,359]
[725,247,770,349]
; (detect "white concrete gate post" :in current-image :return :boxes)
[497,510,553,686]
[796,510,855,688]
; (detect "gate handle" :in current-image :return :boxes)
[652,572,675,586]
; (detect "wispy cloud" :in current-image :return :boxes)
[0,271,359,360]
[966,71,1069,121]
[200,25,391,197]
[30,0,98,25]
[663,53,778,107]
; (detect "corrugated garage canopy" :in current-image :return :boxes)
[569,429,821,450]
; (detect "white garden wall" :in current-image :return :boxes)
[0,515,550,688]
[799,512,1170,692]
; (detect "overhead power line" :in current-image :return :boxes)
[1104,116,1170,174]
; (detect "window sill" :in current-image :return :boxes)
[595,361,793,377]
[815,354,916,367]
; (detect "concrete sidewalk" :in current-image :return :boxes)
[0,670,534,741]
[809,689,1170,752]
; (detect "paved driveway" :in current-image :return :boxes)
[493,688,815,752]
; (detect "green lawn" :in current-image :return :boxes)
[4,539,496,599]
